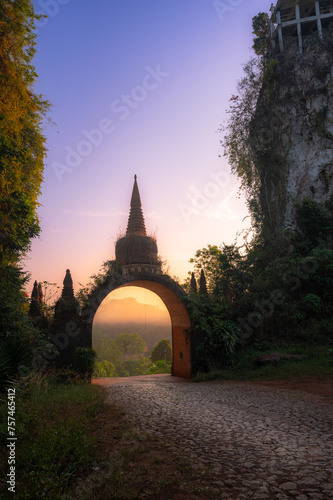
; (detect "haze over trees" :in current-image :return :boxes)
[93,296,172,352]
[94,333,172,377]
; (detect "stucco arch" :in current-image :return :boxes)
[81,272,192,378]
[49,177,202,376]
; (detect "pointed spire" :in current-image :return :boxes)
[126,175,147,236]
[31,280,39,300]
[199,269,208,296]
[190,272,198,293]
[61,269,75,299]
[29,280,43,318]
[38,283,43,302]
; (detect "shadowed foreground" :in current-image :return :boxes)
[99,377,333,499]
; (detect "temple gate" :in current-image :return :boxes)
[50,176,194,378]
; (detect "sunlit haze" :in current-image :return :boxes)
[93,287,172,350]
[25,0,271,301]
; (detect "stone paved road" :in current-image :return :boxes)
[104,376,333,499]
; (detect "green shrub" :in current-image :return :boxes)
[0,338,33,393]
[148,360,172,374]
[94,360,115,377]
[296,198,332,243]
[302,294,322,315]
[73,347,97,379]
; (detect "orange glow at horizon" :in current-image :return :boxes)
[92,286,171,338]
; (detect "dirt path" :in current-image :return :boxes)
[93,374,333,399]
[92,374,189,386]
[99,376,333,499]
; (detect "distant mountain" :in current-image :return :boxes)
[93,297,172,352]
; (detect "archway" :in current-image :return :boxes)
[48,177,204,376]
[81,272,192,378]
[121,281,191,378]
[78,175,195,377]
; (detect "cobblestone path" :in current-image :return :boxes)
[106,379,333,499]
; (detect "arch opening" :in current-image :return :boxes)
[87,279,192,378]
[92,286,172,357]
[119,281,191,378]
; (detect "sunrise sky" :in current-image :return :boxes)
[93,287,172,348]
[25,0,271,316]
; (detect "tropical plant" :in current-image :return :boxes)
[183,293,239,372]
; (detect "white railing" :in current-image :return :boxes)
[280,12,296,22]
[275,1,333,23]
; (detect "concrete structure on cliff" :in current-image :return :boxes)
[50,176,200,378]
[270,0,333,53]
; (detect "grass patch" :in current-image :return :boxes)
[193,344,333,383]
[0,370,101,499]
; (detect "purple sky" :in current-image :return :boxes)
[25,0,271,296]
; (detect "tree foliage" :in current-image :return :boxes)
[93,336,123,369]
[114,332,146,360]
[296,198,333,244]
[93,333,147,377]
[0,337,33,392]
[0,2,50,390]
[73,347,97,379]
[189,245,223,294]
[252,12,270,57]
[0,0,49,263]
[189,243,251,307]
[93,333,175,377]
[221,56,264,234]
[150,339,172,363]
[94,360,115,378]
[188,198,333,352]
[183,292,239,372]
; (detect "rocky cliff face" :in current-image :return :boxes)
[251,30,333,235]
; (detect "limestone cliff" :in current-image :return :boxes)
[250,28,333,235]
